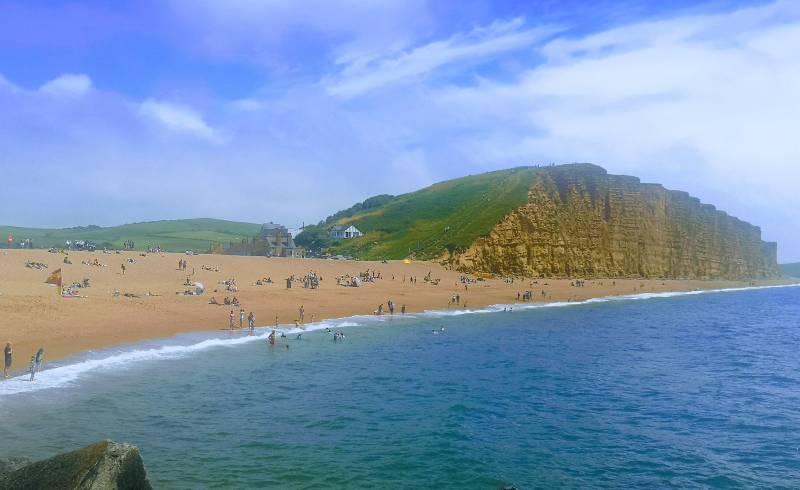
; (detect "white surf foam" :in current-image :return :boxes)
[1,283,796,397]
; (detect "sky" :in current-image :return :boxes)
[0,0,798,262]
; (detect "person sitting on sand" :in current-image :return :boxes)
[232,296,240,306]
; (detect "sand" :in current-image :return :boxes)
[0,249,793,369]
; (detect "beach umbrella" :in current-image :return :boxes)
[194,282,205,294]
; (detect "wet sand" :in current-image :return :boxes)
[0,249,793,367]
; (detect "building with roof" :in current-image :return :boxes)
[225,222,300,257]
[330,224,362,240]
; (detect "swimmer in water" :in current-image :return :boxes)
[296,333,302,340]
[440,326,445,332]
[280,332,287,338]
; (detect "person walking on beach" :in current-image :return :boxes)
[29,355,36,381]
[229,310,235,330]
[248,311,255,334]
[299,305,305,324]
[3,342,11,379]
[121,263,126,275]
[239,308,245,329]
[34,347,44,373]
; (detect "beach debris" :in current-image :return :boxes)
[25,261,48,270]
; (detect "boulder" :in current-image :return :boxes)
[0,440,151,490]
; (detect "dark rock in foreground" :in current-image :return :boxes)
[0,440,151,490]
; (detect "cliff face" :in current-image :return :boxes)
[448,164,779,280]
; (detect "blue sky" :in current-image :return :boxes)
[1,0,798,261]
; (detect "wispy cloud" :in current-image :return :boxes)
[325,18,561,98]
[39,73,93,96]
[139,99,222,142]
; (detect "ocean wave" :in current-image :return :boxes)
[0,317,364,397]
[1,283,796,398]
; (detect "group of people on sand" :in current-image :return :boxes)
[3,342,45,382]
[375,299,406,315]
[228,308,256,334]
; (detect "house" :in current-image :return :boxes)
[224,222,300,257]
[330,225,362,240]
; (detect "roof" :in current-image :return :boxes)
[331,224,359,231]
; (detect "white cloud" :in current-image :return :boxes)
[39,73,93,96]
[326,18,561,98]
[139,99,222,142]
[420,1,800,259]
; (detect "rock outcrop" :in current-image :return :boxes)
[448,164,779,279]
[0,440,151,490]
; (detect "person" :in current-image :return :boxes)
[121,263,126,275]
[268,330,276,345]
[401,304,406,314]
[296,333,302,340]
[29,355,37,381]
[3,342,11,379]
[229,310,235,330]
[34,348,44,373]
[299,305,305,324]
[248,311,255,334]
[239,308,245,329]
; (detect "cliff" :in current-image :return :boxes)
[446,164,779,279]
[0,440,152,490]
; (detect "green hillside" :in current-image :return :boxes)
[0,218,261,252]
[298,166,540,260]
[780,263,800,278]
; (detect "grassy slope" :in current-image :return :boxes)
[0,218,261,252]
[326,167,540,260]
[779,263,800,278]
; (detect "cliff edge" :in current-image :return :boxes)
[445,164,779,279]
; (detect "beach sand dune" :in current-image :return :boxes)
[0,249,788,366]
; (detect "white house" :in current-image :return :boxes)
[330,225,362,240]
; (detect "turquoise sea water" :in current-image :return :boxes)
[1,286,799,488]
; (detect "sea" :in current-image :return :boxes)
[1,285,799,489]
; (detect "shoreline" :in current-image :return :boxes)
[1,282,798,396]
[1,249,796,372]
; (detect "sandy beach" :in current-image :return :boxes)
[0,249,793,368]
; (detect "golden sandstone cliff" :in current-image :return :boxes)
[447,164,779,280]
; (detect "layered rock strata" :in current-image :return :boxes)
[449,164,779,279]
